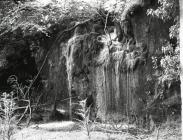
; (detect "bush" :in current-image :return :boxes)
[75,99,93,137]
[0,92,17,140]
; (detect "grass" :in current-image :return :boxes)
[13,122,136,140]
[11,119,181,140]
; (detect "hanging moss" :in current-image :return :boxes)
[112,51,125,62]
[96,39,148,73]
[95,46,110,66]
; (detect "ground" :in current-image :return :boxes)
[11,120,181,140]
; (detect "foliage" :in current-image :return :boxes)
[7,75,29,99]
[147,0,179,20]
[0,0,129,38]
[3,75,32,125]
[104,0,125,14]
[159,46,180,85]
[0,0,98,37]
[148,0,180,92]
[0,92,17,140]
[75,99,93,137]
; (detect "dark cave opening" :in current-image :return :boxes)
[0,40,41,93]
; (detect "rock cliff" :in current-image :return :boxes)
[0,0,176,122]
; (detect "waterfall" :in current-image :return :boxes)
[66,37,75,120]
[66,34,85,120]
[67,68,72,120]
[127,66,129,123]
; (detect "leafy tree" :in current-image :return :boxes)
[147,0,179,20]
[147,0,180,93]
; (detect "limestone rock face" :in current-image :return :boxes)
[94,5,170,120]
[0,1,171,121]
[42,2,171,121]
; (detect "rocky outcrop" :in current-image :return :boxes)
[40,0,172,121]
[0,0,175,122]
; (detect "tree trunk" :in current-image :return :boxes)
[179,0,183,132]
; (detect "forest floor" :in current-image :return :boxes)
[12,119,181,140]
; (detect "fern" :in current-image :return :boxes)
[75,99,92,137]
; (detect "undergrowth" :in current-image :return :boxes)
[75,99,93,137]
[0,92,17,140]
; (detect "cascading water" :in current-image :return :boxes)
[127,65,129,123]
[66,37,75,120]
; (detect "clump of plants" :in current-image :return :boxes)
[75,99,93,137]
[0,92,17,140]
